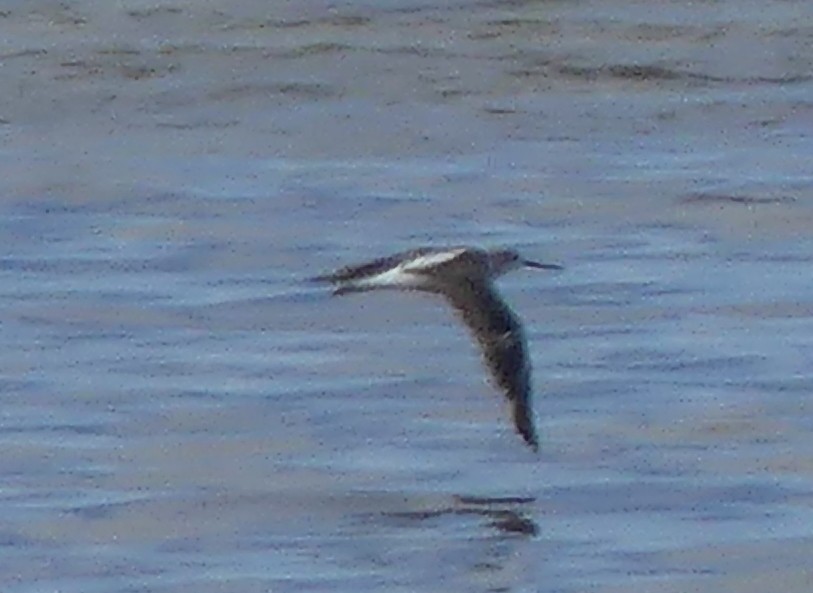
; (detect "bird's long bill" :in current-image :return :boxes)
[523,260,564,271]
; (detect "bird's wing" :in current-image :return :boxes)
[444,278,539,450]
[401,247,468,273]
[311,247,437,283]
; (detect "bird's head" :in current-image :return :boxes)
[488,248,563,278]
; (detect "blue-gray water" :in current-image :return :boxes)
[2,1,812,591]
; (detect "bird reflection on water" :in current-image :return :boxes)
[382,495,538,537]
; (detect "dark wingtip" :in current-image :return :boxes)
[523,431,540,453]
[513,402,540,452]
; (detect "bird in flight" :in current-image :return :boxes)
[312,246,562,450]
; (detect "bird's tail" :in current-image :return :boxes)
[331,284,369,296]
[309,274,369,297]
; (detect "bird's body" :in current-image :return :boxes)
[313,246,562,450]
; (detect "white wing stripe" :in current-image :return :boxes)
[401,249,466,272]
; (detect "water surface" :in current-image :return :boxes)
[1,1,812,591]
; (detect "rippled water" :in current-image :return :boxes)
[2,1,812,591]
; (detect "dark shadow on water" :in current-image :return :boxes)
[383,495,538,537]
